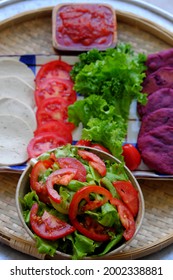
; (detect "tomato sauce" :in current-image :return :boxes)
[55,4,116,50]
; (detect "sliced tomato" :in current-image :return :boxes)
[75,139,92,147]
[34,120,73,143]
[78,149,106,176]
[27,132,68,158]
[110,197,135,240]
[30,203,75,240]
[56,157,87,182]
[30,159,53,203]
[35,78,76,106]
[112,181,139,217]
[35,60,72,84]
[69,185,113,241]
[122,144,141,171]
[36,97,68,126]
[46,168,77,203]
[91,143,111,154]
[76,141,111,154]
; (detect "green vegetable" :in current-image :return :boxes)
[69,43,147,159]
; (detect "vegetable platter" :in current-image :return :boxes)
[0,5,173,260]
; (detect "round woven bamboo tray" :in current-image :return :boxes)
[0,7,173,260]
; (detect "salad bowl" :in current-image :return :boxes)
[16,144,145,260]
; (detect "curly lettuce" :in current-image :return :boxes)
[69,43,147,159]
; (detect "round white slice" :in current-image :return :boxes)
[0,97,37,130]
[0,76,35,109]
[0,59,35,88]
[0,115,33,165]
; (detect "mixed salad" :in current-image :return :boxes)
[21,144,139,259]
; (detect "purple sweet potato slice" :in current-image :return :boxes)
[138,108,173,136]
[137,88,173,118]
[146,48,173,75]
[137,125,173,175]
[142,66,173,95]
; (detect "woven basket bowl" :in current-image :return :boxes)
[16,145,145,260]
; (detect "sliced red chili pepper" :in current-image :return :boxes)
[30,203,75,240]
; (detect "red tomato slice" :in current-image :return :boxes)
[30,203,75,240]
[56,157,87,182]
[110,197,136,240]
[30,159,53,204]
[78,150,106,176]
[122,144,141,171]
[46,168,77,203]
[34,120,73,144]
[35,78,76,106]
[35,60,72,84]
[112,181,139,217]
[36,97,68,126]
[27,132,68,158]
[91,143,111,154]
[75,139,92,147]
[76,141,111,154]
[69,185,113,241]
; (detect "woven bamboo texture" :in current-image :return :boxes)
[0,7,173,259]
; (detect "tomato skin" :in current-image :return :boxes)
[27,132,68,158]
[35,78,76,107]
[46,168,77,203]
[75,140,92,147]
[122,144,141,171]
[36,97,69,126]
[56,157,87,182]
[76,140,111,154]
[30,160,53,204]
[35,60,72,84]
[110,197,135,240]
[69,185,113,241]
[34,120,73,143]
[90,143,111,154]
[78,150,106,176]
[30,203,75,240]
[112,181,139,217]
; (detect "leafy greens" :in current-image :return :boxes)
[69,43,147,159]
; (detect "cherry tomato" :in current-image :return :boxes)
[122,144,141,171]
[78,150,106,176]
[35,78,76,106]
[69,185,113,241]
[30,203,75,240]
[34,120,73,144]
[110,197,136,240]
[30,159,53,203]
[35,60,72,84]
[36,97,69,126]
[46,168,77,203]
[27,132,68,158]
[112,180,139,217]
[56,157,87,182]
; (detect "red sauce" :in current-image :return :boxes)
[55,4,116,50]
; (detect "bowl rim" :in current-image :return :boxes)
[16,145,145,259]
